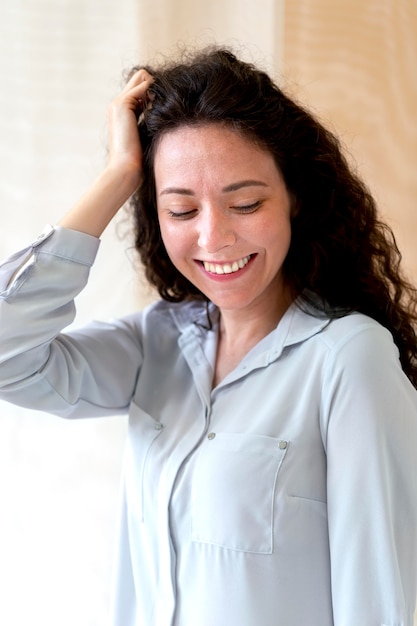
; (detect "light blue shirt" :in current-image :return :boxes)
[1,226,417,625]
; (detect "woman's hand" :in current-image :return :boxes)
[58,69,153,237]
[106,69,153,183]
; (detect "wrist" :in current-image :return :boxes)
[58,165,143,238]
[101,161,143,197]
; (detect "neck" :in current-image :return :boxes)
[213,289,293,387]
[219,288,293,348]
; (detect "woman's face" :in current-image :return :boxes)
[154,123,293,318]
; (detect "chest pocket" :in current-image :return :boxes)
[191,432,289,553]
[124,402,164,522]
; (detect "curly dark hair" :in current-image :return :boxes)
[128,46,417,387]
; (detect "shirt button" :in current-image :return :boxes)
[32,225,55,246]
[154,423,163,431]
[278,440,288,450]
[207,432,216,440]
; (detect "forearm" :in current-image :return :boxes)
[58,164,141,238]
[0,228,98,376]
[58,68,152,238]
[0,227,142,417]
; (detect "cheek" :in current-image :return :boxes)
[263,221,292,270]
[158,220,191,268]
[253,213,292,251]
[158,218,170,251]
[278,221,292,257]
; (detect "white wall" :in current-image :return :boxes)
[0,2,145,624]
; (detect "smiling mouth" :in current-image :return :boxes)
[202,255,252,275]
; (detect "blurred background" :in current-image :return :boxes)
[0,1,416,624]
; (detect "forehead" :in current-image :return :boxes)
[153,123,280,189]
[155,122,264,156]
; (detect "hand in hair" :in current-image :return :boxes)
[106,68,153,180]
[58,69,153,237]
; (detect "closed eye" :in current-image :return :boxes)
[232,201,262,213]
[166,200,262,218]
[167,209,197,219]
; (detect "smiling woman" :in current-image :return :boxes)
[154,124,293,346]
[0,46,417,626]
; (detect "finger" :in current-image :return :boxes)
[127,79,153,101]
[120,73,154,114]
[124,68,153,92]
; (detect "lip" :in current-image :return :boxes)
[196,254,256,281]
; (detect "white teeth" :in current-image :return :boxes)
[203,255,251,275]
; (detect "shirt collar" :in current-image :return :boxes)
[169,299,218,333]
[170,296,330,365]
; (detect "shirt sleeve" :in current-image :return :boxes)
[0,226,144,418]
[320,322,417,625]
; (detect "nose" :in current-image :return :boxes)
[197,206,236,253]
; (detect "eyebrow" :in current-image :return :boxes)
[222,180,269,193]
[159,180,269,196]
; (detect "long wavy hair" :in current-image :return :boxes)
[128,46,417,387]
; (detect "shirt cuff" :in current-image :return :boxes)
[0,225,100,292]
[35,224,101,266]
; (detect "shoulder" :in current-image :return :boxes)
[318,312,395,355]
[288,306,403,385]
[316,313,417,447]
[288,303,396,360]
[317,312,399,376]
[315,312,417,399]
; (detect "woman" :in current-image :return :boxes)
[0,47,416,625]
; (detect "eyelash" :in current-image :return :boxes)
[233,201,261,213]
[167,209,196,219]
[167,201,262,219]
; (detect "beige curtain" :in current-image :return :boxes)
[134,0,284,71]
[0,1,415,624]
[283,0,417,279]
